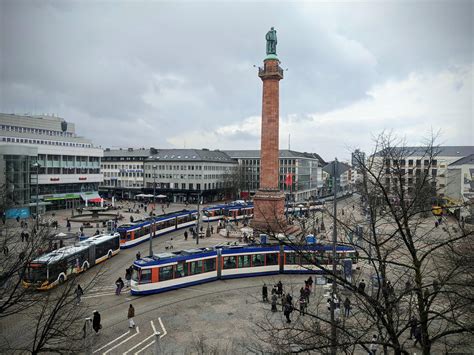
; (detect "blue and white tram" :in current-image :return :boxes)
[118,210,198,249]
[131,243,358,296]
[202,202,254,222]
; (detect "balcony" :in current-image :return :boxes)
[258,65,284,79]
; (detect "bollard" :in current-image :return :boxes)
[84,317,93,355]
[153,330,161,355]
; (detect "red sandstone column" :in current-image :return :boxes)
[260,59,282,190]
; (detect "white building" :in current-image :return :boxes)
[446,154,474,220]
[0,113,103,213]
[100,148,154,199]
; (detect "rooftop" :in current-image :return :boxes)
[224,149,326,164]
[374,146,474,158]
[147,149,237,163]
[449,153,474,166]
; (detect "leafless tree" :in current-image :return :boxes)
[253,133,474,355]
[222,165,248,200]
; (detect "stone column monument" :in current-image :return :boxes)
[251,27,287,234]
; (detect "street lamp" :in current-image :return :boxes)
[149,165,157,257]
[31,162,41,229]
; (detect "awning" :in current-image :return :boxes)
[80,193,102,202]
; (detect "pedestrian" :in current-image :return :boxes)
[75,284,84,305]
[300,287,305,299]
[409,316,417,339]
[115,277,125,295]
[299,295,307,316]
[435,221,439,228]
[184,230,188,241]
[125,267,132,287]
[358,279,366,293]
[21,231,25,242]
[413,325,422,347]
[281,292,287,312]
[271,293,277,312]
[277,280,283,296]
[344,297,351,317]
[284,302,293,323]
[136,251,141,260]
[67,220,71,232]
[262,283,268,302]
[211,225,214,234]
[286,293,293,305]
[335,305,341,322]
[92,310,101,334]
[95,229,100,236]
[368,334,378,355]
[128,304,136,328]
[24,232,29,242]
[16,216,20,223]
[307,276,313,290]
[304,285,311,304]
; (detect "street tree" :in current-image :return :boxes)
[253,133,474,355]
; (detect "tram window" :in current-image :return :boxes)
[190,260,203,275]
[140,269,152,284]
[252,254,264,267]
[175,262,188,278]
[204,258,216,272]
[131,267,139,282]
[266,253,278,265]
[156,222,164,231]
[159,266,173,281]
[223,256,237,269]
[286,253,299,265]
[238,255,251,268]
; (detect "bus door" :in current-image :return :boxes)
[88,245,96,266]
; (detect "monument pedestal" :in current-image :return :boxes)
[251,189,286,234]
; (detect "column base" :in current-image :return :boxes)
[251,189,286,234]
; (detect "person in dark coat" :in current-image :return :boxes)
[358,279,366,293]
[115,277,125,295]
[262,283,268,302]
[307,276,313,289]
[92,311,101,334]
[271,294,277,312]
[409,317,417,339]
[344,297,351,317]
[128,304,136,328]
[277,280,283,296]
[413,325,422,347]
[284,302,293,323]
[184,230,188,241]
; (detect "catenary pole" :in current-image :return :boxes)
[331,158,338,355]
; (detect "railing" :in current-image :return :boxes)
[259,66,284,77]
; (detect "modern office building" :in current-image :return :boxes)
[224,150,324,202]
[143,149,238,203]
[100,148,156,199]
[0,113,103,215]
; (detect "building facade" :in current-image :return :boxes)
[446,154,474,220]
[0,113,103,213]
[100,148,156,199]
[375,146,474,197]
[143,149,238,203]
[224,150,324,202]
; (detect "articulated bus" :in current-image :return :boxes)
[23,233,120,290]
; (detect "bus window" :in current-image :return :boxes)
[266,253,278,265]
[24,264,47,283]
[140,269,153,284]
[204,258,216,272]
[158,266,173,281]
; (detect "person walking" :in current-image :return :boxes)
[344,297,351,317]
[271,293,278,312]
[136,251,141,260]
[92,311,101,335]
[115,277,125,295]
[277,280,283,296]
[368,334,378,355]
[358,279,366,293]
[284,302,293,323]
[128,304,136,328]
[307,276,313,290]
[299,295,307,316]
[184,230,188,241]
[413,325,422,347]
[262,283,268,302]
[75,284,84,305]
[281,292,287,312]
[125,267,132,288]
[408,316,417,339]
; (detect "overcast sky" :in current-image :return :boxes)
[1,0,472,161]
